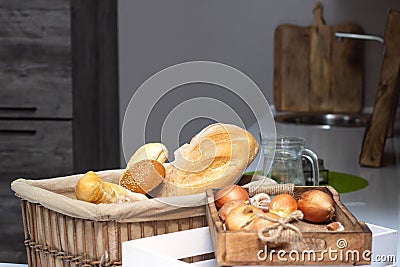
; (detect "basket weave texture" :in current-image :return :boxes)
[11,170,207,267]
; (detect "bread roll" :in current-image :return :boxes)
[119,159,166,194]
[160,123,259,196]
[127,143,168,165]
[75,171,148,204]
[118,143,168,195]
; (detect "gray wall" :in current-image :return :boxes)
[118,0,400,165]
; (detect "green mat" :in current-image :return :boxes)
[322,171,368,194]
[244,171,368,194]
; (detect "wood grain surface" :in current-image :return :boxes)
[359,10,400,167]
[0,0,72,119]
[0,120,73,194]
[207,186,372,266]
[274,2,364,113]
[0,0,121,263]
[274,24,311,111]
[0,1,72,263]
[309,2,331,112]
[71,0,120,172]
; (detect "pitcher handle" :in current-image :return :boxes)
[302,149,320,186]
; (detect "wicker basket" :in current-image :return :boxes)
[12,170,207,267]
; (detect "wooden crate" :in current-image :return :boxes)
[206,186,372,266]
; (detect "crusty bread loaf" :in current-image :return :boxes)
[159,123,259,196]
[75,171,148,204]
[76,125,258,200]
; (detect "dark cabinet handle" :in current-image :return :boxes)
[0,129,37,136]
[0,106,37,112]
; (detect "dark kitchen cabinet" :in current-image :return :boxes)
[0,120,73,193]
[0,0,119,263]
[0,0,73,183]
[0,0,73,262]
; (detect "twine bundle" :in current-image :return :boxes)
[257,210,304,244]
[244,183,295,197]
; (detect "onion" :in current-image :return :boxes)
[225,204,262,231]
[244,212,280,231]
[298,190,335,223]
[218,200,246,222]
[215,185,249,210]
[269,193,298,218]
[327,221,344,231]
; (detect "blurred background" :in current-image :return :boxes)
[119,0,399,158]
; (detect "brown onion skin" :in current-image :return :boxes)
[298,190,335,223]
[225,204,262,231]
[244,212,280,231]
[269,194,298,218]
[218,200,246,222]
[215,185,249,210]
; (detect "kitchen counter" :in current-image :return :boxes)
[248,114,399,261]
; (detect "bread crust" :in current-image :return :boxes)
[161,123,259,196]
[75,171,148,204]
[118,143,168,194]
[126,143,168,165]
[119,159,165,194]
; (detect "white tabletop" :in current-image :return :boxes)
[123,224,397,267]
[248,116,400,261]
[0,264,27,267]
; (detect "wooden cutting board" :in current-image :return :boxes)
[274,2,364,113]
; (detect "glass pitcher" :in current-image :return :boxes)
[261,136,319,186]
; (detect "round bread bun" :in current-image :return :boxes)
[119,159,165,194]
